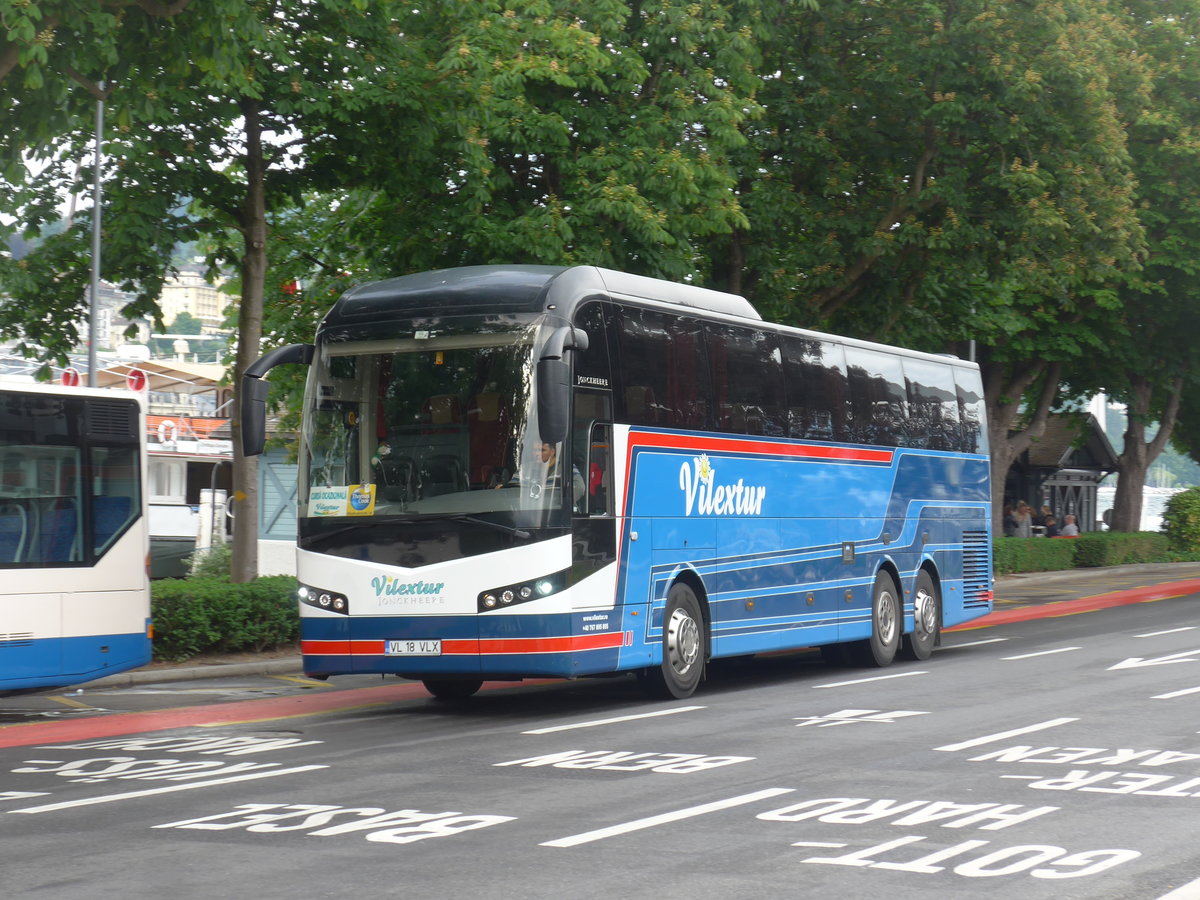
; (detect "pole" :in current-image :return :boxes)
[87,82,105,387]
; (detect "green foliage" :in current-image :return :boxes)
[1072,532,1173,567]
[151,574,298,662]
[188,542,232,578]
[994,531,1196,574]
[1162,487,1200,552]
[992,537,1079,575]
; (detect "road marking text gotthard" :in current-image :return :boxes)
[679,454,766,516]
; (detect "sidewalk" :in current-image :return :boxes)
[89,561,1200,688]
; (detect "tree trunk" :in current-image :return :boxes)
[980,356,1062,535]
[1110,375,1184,532]
[230,97,268,583]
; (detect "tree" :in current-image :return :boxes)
[1,0,417,580]
[1088,1,1200,531]
[167,311,202,334]
[708,0,1149,529]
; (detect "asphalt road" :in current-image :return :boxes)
[2,575,1199,899]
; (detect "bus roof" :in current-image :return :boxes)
[321,265,761,328]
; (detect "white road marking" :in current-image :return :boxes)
[1137,627,1197,638]
[947,637,1009,648]
[792,841,848,848]
[8,764,328,814]
[1110,648,1200,670]
[934,718,1078,753]
[812,671,928,689]
[523,706,705,734]
[1153,685,1200,700]
[541,788,794,847]
[1157,875,1200,899]
[1001,646,1081,660]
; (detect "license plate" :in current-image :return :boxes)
[385,639,441,657]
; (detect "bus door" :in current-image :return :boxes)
[571,402,615,577]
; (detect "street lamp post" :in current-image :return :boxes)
[87,82,105,387]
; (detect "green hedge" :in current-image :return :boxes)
[152,575,299,662]
[1163,487,1200,552]
[994,531,1200,575]
[993,536,1079,574]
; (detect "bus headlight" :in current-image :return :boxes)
[299,582,350,615]
[477,569,570,612]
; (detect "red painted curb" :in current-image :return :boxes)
[0,679,548,750]
[947,577,1200,632]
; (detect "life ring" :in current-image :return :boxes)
[157,419,178,444]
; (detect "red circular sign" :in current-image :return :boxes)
[61,367,81,387]
[126,368,148,391]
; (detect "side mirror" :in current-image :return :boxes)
[537,358,571,444]
[536,326,588,444]
[239,343,314,456]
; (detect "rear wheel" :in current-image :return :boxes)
[901,570,940,661]
[422,677,483,700]
[851,571,901,667]
[642,582,706,699]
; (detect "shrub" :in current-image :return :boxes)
[993,537,1077,575]
[188,542,233,577]
[1162,487,1200,552]
[152,574,299,662]
[1073,531,1172,567]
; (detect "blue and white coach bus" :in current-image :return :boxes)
[0,380,152,692]
[242,266,992,699]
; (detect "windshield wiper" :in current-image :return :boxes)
[446,514,531,540]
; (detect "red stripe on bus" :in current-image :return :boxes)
[629,431,894,464]
[303,633,626,657]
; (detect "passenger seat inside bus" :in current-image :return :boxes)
[0,501,28,563]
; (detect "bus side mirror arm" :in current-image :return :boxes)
[536,327,589,444]
[240,343,315,456]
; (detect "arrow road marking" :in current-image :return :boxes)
[1109,648,1200,671]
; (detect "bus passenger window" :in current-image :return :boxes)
[845,347,908,447]
[707,324,785,436]
[903,358,959,450]
[783,337,847,442]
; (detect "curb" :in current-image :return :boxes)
[87,656,302,688]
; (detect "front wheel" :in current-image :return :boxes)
[642,582,706,699]
[422,677,483,700]
[900,570,941,661]
[851,571,901,667]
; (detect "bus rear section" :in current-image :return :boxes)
[0,383,152,693]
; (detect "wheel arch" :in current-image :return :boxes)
[670,567,712,661]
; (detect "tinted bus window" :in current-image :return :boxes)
[955,369,989,454]
[782,337,848,442]
[903,357,960,450]
[845,347,907,447]
[572,301,613,391]
[707,324,786,436]
[615,308,711,429]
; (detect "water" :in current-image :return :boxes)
[1095,485,1182,532]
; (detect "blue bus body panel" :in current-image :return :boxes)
[617,430,991,658]
[300,428,991,681]
[0,628,152,692]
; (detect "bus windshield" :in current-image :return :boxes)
[300,317,572,537]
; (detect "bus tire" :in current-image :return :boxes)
[852,571,901,667]
[422,677,483,700]
[901,570,940,661]
[643,582,705,699]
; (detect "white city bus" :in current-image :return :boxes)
[0,380,152,692]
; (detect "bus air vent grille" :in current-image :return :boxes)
[86,400,138,439]
[962,530,992,609]
[0,632,35,648]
